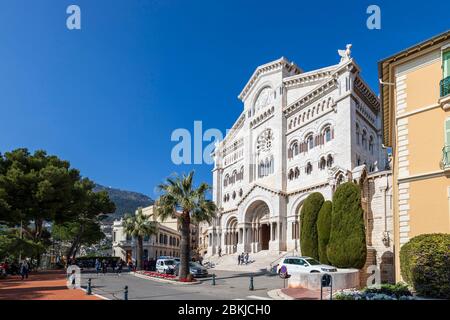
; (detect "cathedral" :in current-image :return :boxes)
[205,47,394,282]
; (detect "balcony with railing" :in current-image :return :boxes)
[441,76,450,97]
[441,145,450,171]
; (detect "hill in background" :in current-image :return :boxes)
[94,184,154,222]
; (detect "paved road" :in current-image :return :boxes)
[80,270,286,300]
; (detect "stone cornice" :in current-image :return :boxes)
[237,183,287,207]
[283,64,338,89]
[354,76,381,113]
[286,181,329,196]
[222,112,245,145]
[238,57,302,101]
[283,77,338,117]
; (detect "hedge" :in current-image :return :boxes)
[300,192,324,260]
[400,233,450,299]
[317,200,332,264]
[327,182,367,268]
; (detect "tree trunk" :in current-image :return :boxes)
[137,236,143,270]
[179,211,191,280]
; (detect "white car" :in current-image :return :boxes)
[276,256,337,278]
[155,258,177,274]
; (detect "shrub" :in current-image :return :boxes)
[363,282,412,299]
[300,192,324,260]
[327,182,367,269]
[317,200,332,264]
[400,233,450,299]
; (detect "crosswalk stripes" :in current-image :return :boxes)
[233,295,273,300]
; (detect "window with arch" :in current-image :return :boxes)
[258,155,274,178]
[362,130,367,149]
[327,154,334,168]
[369,136,374,154]
[319,157,326,170]
[288,169,294,180]
[306,162,313,175]
[224,174,229,187]
[306,135,314,150]
[232,191,236,200]
[324,126,332,142]
[294,167,300,178]
[356,123,360,145]
[289,140,299,159]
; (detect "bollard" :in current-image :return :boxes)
[87,278,92,295]
[212,274,216,286]
[249,275,254,291]
[124,285,128,300]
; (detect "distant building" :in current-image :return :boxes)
[112,205,199,262]
[379,30,450,280]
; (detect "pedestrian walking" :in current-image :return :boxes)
[102,259,107,274]
[245,252,249,265]
[237,254,241,266]
[117,260,123,276]
[240,252,245,265]
[95,258,101,275]
[218,247,222,257]
[19,259,29,280]
[68,270,76,289]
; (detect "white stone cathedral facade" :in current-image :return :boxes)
[205,50,394,280]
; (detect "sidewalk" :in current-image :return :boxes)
[269,288,332,300]
[0,270,101,300]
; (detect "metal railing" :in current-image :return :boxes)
[442,145,450,169]
[440,76,450,97]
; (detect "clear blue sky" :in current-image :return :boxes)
[0,0,448,198]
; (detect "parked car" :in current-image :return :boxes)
[155,258,177,274]
[174,262,208,278]
[276,256,337,278]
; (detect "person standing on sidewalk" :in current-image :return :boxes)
[19,259,29,280]
[95,258,101,275]
[237,254,241,266]
[218,247,222,257]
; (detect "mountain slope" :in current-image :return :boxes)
[94,184,154,222]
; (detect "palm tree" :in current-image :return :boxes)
[122,208,158,270]
[155,171,216,281]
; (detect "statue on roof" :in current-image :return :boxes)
[338,44,352,63]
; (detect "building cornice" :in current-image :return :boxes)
[283,77,338,117]
[238,57,302,101]
[283,64,338,89]
[237,183,287,207]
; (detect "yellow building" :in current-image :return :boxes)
[379,30,450,280]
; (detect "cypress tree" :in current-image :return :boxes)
[317,200,332,264]
[300,192,324,260]
[327,182,367,268]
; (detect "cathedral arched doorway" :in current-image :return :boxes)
[244,200,271,253]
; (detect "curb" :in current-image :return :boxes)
[80,287,111,300]
[267,289,295,300]
[133,272,202,285]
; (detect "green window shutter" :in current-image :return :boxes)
[443,51,450,78]
[446,118,450,145]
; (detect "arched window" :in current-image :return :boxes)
[327,154,334,168]
[232,191,236,199]
[306,162,313,175]
[369,136,374,154]
[319,157,326,170]
[306,135,314,150]
[291,141,299,157]
[294,167,300,178]
[356,123,360,145]
[288,169,294,180]
[324,127,332,142]
[362,130,367,149]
